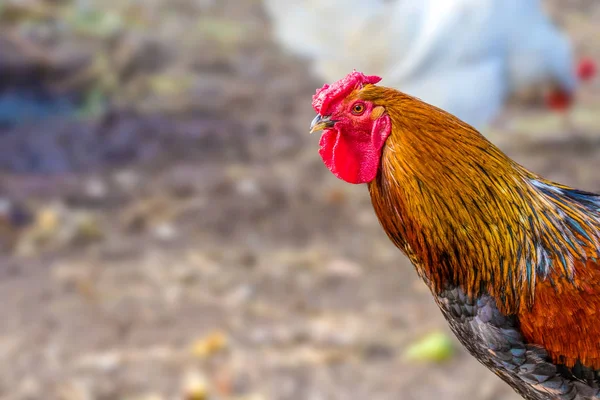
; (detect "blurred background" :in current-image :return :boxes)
[0,0,599,399]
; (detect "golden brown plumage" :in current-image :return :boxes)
[311,71,600,399]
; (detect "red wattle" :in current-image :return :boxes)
[318,115,391,184]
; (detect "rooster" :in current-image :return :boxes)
[267,0,595,128]
[310,70,600,399]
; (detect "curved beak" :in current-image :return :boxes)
[310,114,335,134]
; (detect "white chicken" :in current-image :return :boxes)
[264,0,590,128]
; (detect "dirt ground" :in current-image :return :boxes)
[0,1,600,399]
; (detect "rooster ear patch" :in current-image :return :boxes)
[371,106,386,120]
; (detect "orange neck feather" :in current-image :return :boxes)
[362,86,600,314]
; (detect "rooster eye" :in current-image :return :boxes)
[351,103,365,115]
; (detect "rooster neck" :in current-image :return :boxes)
[367,101,600,314]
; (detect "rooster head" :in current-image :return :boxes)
[310,70,391,184]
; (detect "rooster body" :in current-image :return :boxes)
[311,71,600,399]
[268,0,579,128]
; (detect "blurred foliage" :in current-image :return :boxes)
[0,0,263,122]
[197,17,249,48]
[62,7,124,37]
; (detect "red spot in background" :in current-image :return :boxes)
[546,89,572,111]
[577,58,597,82]
[545,58,596,111]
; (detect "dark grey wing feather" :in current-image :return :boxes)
[436,287,600,400]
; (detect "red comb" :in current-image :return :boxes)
[577,58,596,81]
[312,70,381,115]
